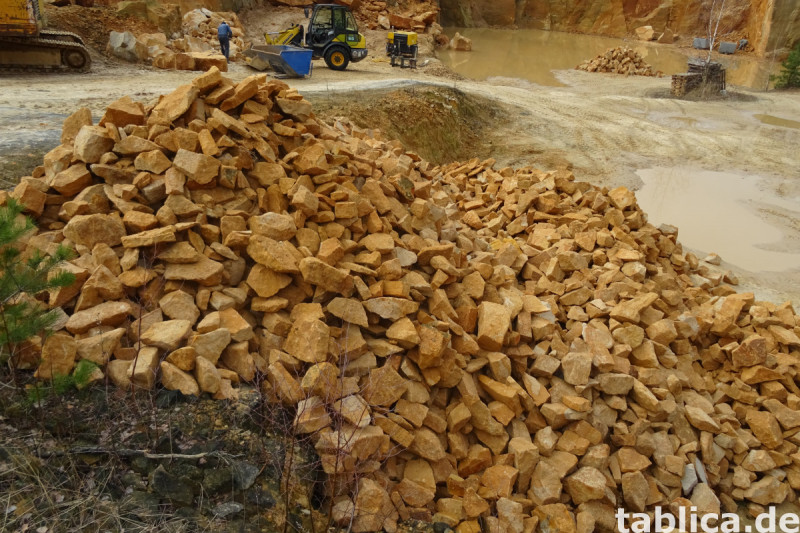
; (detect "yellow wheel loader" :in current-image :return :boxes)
[0,0,91,72]
[264,23,304,47]
[264,4,367,71]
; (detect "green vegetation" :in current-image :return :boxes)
[25,360,99,404]
[773,42,800,89]
[0,199,75,371]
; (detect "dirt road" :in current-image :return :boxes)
[0,51,798,306]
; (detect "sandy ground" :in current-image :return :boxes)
[0,20,799,307]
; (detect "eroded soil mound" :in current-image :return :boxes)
[312,86,497,166]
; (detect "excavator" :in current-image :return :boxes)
[0,0,91,72]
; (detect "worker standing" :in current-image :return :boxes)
[218,20,233,61]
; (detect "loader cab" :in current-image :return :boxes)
[304,4,367,70]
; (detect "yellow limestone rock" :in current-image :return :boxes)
[73,125,114,164]
[160,361,200,396]
[249,212,297,240]
[194,355,221,394]
[75,327,125,365]
[477,302,510,351]
[299,257,354,295]
[35,333,76,380]
[140,319,192,351]
[294,397,331,434]
[164,255,224,286]
[352,478,398,533]
[363,297,419,321]
[172,148,220,185]
[152,84,199,123]
[284,316,330,363]
[65,301,132,334]
[61,107,93,144]
[246,264,292,298]
[221,341,256,381]
[100,95,144,127]
[166,346,197,371]
[20,66,800,532]
[63,214,126,249]
[218,308,253,342]
[746,410,783,449]
[51,164,92,196]
[326,297,369,327]
[189,328,231,364]
[127,346,160,389]
[396,459,436,507]
[565,466,607,504]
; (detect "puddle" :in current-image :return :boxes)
[670,116,697,126]
[438,28,778,89]
[0,107,64,186]
[0,106,64,151]
[754,114,800,130]
[636,167,800,272]
[645,112,700,129]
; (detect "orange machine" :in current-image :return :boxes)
[0,0,91,71]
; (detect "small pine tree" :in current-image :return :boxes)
[773,42,800,89]
[0,199,76,370]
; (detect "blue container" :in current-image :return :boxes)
[265,45,313,78]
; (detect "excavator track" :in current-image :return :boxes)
[0,29,91,73]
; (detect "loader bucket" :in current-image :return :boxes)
[244,45,313,78]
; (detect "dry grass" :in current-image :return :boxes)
[0,375,329,533]
[0,442,199,532]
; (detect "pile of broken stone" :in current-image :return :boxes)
[107,9,246,72]
[5,66,800,532]
[576,46,661,77]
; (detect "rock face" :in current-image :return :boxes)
[438,0,794,57]
[11,68,800,532]
[765,0,800,56]
[441,0,680,33]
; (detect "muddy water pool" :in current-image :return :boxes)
[439,28,777,89]
[636,167,800,272]
[754,114,800,129]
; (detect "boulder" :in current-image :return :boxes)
[61,107,92,144]
[451,32,472,51]
[35,333,76,380]
[107,30,145,62]
[635,25,656,41]
[658,28,675,44]
[141,320,193,351]
[73,126,114,164]
[160,361,200,396]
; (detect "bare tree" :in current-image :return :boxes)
[705,0,727,64]
[701,0,751,63]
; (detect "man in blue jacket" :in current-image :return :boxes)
[218,21,233,61]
